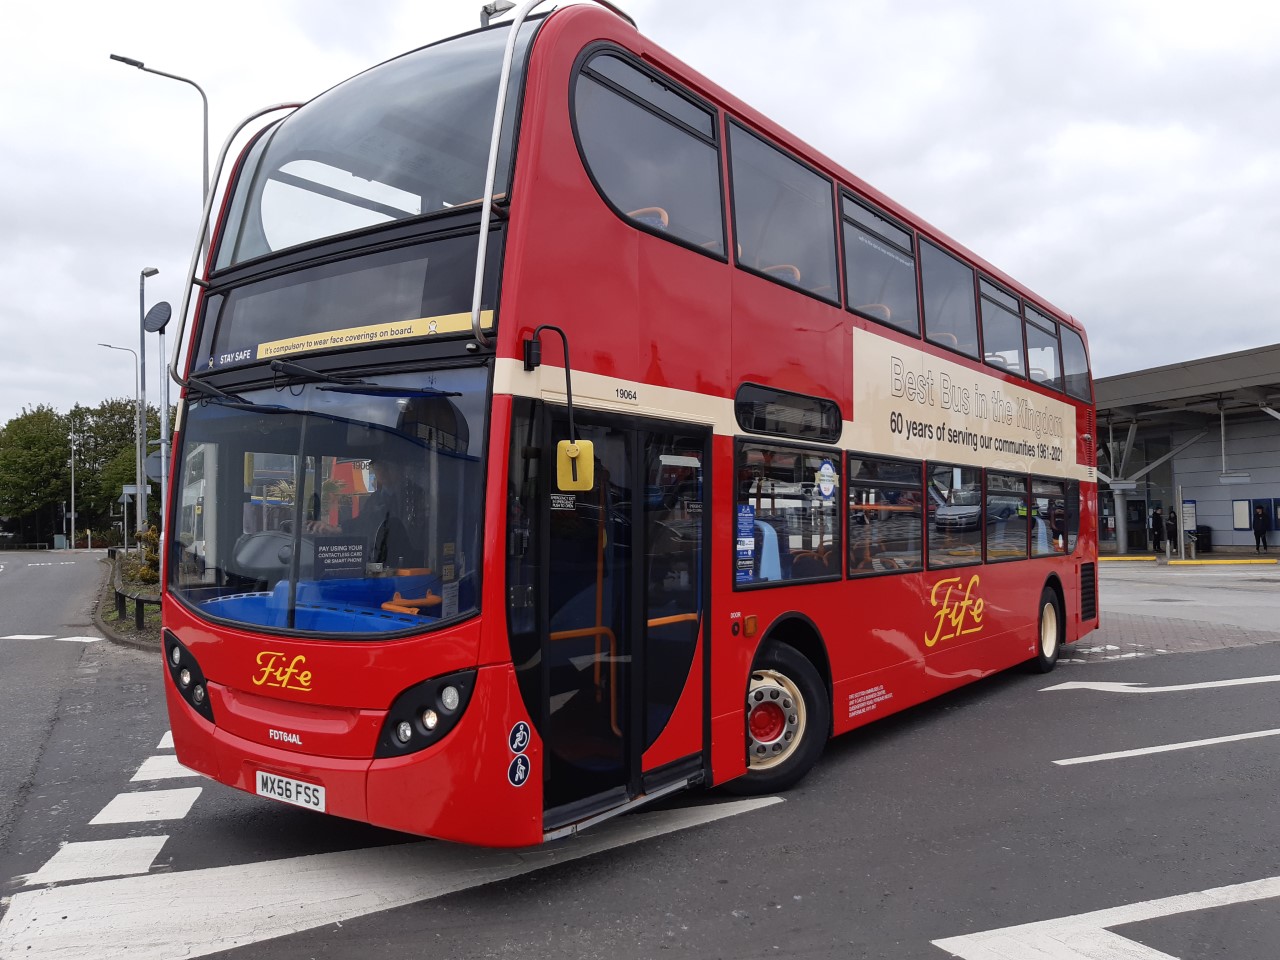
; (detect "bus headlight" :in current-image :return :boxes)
[164,631,215,724]
[375,669,476,758]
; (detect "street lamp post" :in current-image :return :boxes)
[68,431,79,550]
[99,342,142,545]
[139,267,158,529]
[143,302,174,543]
[109,55,208,207]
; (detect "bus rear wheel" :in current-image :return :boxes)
[1033,586,1063,673]
[725,643,829,795]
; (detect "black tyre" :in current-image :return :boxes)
[724,643,830,795]
[1032,586,1063,673]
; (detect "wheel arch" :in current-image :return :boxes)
[1041,572,1066,621]
[754,612,832,722]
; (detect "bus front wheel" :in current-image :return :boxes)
[725,643,829,795]
[1033,586,1063,673]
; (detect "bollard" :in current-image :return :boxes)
[1165,541,1171,562]
[1189,536,1196,561]
[116,590,127,620]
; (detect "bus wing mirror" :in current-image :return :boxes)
[556,440,594,491]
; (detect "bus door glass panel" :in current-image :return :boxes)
[643,435,705,754]
[542,421,633,811]
[927,463,983,567]
[539,416,707,814]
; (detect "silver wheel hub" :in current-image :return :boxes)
[1040,601,1059,658]
[746,668,807,770]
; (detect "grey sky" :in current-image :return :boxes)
[3,0,1277,426]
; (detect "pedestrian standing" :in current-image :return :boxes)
[1165,509,1178,549]
[1253,506,1269,553]
[1149,507,1163,552]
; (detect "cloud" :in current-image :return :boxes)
[3,0,1278,426]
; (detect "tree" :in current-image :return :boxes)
[0,397,166,543]
[0,405,68,543]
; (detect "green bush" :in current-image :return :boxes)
[122,525,161,586]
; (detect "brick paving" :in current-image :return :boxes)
[1062,612,1280,664]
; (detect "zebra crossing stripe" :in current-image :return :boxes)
[90,788,203,825]
[131,755,200,782]
[20,836,169,886]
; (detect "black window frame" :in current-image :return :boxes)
[1024,305,1064,393]
[725,119,841,306]
[925,461,985,570]
[919,239,981,360]
[840,192,921,337]
[571,44,728,261]
[733,438,844,590]
[984,471,1030,563]
[734,382,843,443]
[846,452,924,578]
[1059,324,1093,402]
[978,277,1027,379]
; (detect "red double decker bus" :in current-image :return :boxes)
[163,0,1098,846]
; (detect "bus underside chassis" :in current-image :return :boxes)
[726,643,830,795]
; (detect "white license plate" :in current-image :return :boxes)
[255,770,326,812]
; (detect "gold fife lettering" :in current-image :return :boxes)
[252,651,314,692]
[926,574,985,648]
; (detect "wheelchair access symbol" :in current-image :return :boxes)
[509,721,531,753]
[508,753,530,787]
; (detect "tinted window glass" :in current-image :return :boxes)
[736,443,842,585]
[576,70,724,253]
[216,23,536,268]
[848,455,923,575]
[980,291,1025,377]
[170,367,488,637]
[735,384,842,442]
[843,198,919,335]
[985,472,1028,560]
[1060,325,1092,401]
[729,125,839,301]
[920,241,979,358]
[927,463,983,567]
[197,234,502,372]
[586,55,714,137]
[1026,321,1062,391]
[1031,477,1067,556]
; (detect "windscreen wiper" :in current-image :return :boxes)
[270,358,366,385]
[185,376,247,403]
[317,383,460,398]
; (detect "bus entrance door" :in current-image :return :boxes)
[540,415,707,830]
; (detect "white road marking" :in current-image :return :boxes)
[2,634,54,640]
[157,731,174,749]
[130,754,200,781]
[20,836,169,886]
[55,636,100,644]
[89,788,203,825]
[933,875,1280,959]
[1055,728,1280,766]
[0,797,781,959]
[1044,674,1280,694]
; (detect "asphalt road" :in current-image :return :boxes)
[1,556,1278,959]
